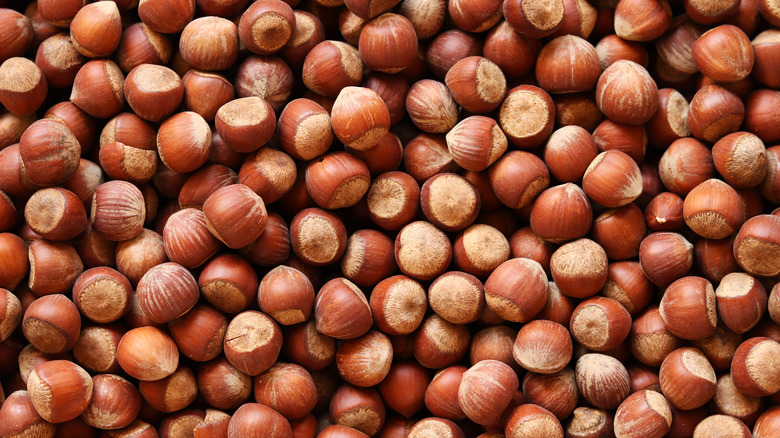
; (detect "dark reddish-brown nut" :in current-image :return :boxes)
[754,406,780,438]
[522,368,578,421]
[35,33,86,89]
[732,214,780,277]
[340,229,395,288]
[238,0,295,55]
[712,132,768,189]
[302,40,363,98]
[137,0,195,34]
[447,116,508,172]
[444,56,506,114]
[576,353,630,410]
[91,180,145,242]
[425,28,481,79]
[469,325,516,369]
[331,86,390,152]
[394,221,452,281]
[98,140,157,184]
[596,60,658,125]
[366,171,419,231]
[595,34,649,70]
[72,267,131,324]
[448,0,501,32]
[19,119,80,187]
[115,22,173,73]
[505,404,563,438]
[156,111,212,173]
[613,390,673,438]
[614,0,672,41]
[168,304,227,362]
[257,265,314,326]
[529,183,592,244]
[535,35,600,93]
[99,112,155,151]
[692,326,742,372]
[329,384,386,436]
[181,71,234,122]
[744,89,780,144]
[484,258,548,322]
[223,310,282,376]
[503,0,564,38]
[582,150,642,208]
[731,337,780,397]
[658,347,716,410]
[682,178,743,239]
[692,25,754,83]
[178,164,238,209]
[489,151,550,210]
[136,262,198,324]
[658,137,715,196]
[645,192,684,231]
[483,22,538,78]
[707,373,760,422]
[281,319,336,371]
[243,212,291,268]
[197,357,252,410]
[228,403,291,438]
[22,294,80,354]
[123,64,182,123]
[639,232,694,287]
[570,296,631,352]
[550,238,607,299]
[81,373,141,430]
[553,92,603,131]
[376,363,428,419]
[684,0,739,23]
[427,271,483,325]
[69,59,125,119]
[64,159,105,211]
[591,203,646,260]
[630,306,684,367]
[425,365,467,420]
[162,208,220,268]
[336,330,393,387]
[457,360,518,426]
[403,133,457,183]
[238,148,296,204]
[646,88,692,148]
[0,57,47,117]
[138,364,198,413]
[752,30,780,88]
[277,98,332,161]
[305,151,370,210]
[499,85,554,149]
[397,0,445,39]
[715,273,767,335]
[253,362,317,420]
[361,73,410,127]
[543,125,598,183]
[26,360,93,424]
[358,13,417,74]
[198,253,257,315]
[202,183,268,249]
[513,320,571,374]
[315,277,372,340]
[413,314,470,369]
[369,275,427,335]
[659,276,717,341]
[178,16,238,71]
[318,424,370,438]
[591,119,647,163]
[24,187,87,241]
[0,9,33,61]
[290,207,347,266]
[420,173,480,232]
[406,79,457,134]
[0,390,54,436]
[68,1,121,58]
[115,228,166,285]
[27,240,83,296]
[280,10,325,69]
[215,97,275,154]
[688,84,745,143]
[0,288,21,342]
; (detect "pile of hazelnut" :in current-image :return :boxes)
[0,0,779,437]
